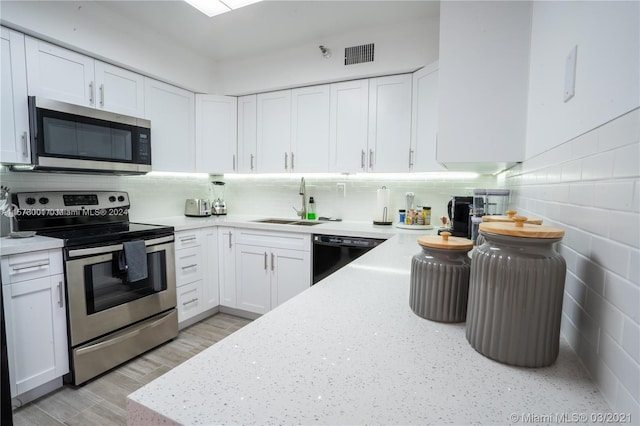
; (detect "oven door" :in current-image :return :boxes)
[65,236,175,347]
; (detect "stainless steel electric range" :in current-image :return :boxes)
[11,191,178,385]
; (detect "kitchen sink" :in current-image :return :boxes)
[253,218,322,226]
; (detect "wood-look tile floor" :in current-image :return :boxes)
[11,313,252,426]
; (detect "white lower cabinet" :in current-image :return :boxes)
[218,227,237,308]
[174,228,219,325]
[235,228,311,315]
[1,249,68,398]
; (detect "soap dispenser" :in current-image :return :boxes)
[307,197,316,220]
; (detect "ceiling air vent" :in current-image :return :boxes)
[344,43,374,65]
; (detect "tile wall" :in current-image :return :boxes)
[506,108,640,418]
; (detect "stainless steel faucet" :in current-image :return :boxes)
[292,177,307,219]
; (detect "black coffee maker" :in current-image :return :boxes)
[447,196,474,238]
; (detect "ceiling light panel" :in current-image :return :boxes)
[185,0,262,17]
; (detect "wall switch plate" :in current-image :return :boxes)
[564,45,578,102]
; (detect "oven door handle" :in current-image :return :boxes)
[67,235,174,258]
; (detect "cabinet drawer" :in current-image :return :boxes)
[1,249,63,284]
[235,228,311,251]
[176,280,202,323]
[174,230,202,250]
[175,246,203,287]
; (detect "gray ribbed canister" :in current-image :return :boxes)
[410,232,473,323]
[466,217,566,367]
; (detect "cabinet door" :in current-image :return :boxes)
[94,61,145,117]
[3,274,68,397]
[25,36,94,107]
[256,90,291,173]
[144,78,195,172]
[235,244,271,314]
[270,248,311,309]
[291,85,330,172]
[330,79,369,173]
[237,95,257,173]
[195,95,238,174]
[176,280,203,324]
[411,64,444,172]
[1,27,30,164]
[368,74,413,172]
[218,227,237,308]
[201,227,219,309]
[175,246,203,287]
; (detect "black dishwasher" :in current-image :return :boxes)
[312,235,385,284]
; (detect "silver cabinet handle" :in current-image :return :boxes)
[250,154,254,171]
[11,260,50,272]
[284,152,288,171]
[99,84,105,107]
[271,252,275,271]
[89,81,95,105]
[291,152,295,171]
[182,298,198,306]
[22,131,28,157]
[409,149,414,168]
[228,231,233,249]
[264,252,268,270]
[232,154,236,171]
[361,149,365,170]
[57,281,64,308]
[181,264,198,270]
[369,149,374,169]
[180,236,197,243]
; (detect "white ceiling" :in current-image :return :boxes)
[98,0,440,62]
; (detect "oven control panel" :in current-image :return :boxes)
[13,191,130,212]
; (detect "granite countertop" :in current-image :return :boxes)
[127,232,610,425]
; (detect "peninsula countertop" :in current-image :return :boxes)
[126,231,610,425]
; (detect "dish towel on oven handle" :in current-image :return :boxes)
[122,240,148,283]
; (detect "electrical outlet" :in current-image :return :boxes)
[336,183,346,198]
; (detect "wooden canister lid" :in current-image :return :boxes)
[418,231,473,250]
[479,216,564,239]
[482,210,543,225]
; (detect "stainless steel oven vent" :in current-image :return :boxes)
[344,43,374,65]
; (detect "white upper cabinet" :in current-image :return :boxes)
[94,61,145,117]
[144,78,195,172]
[291,85,331,172]
[237,95,257,173]
[437,1,530,173]
[256,90,291,173]
[367,74,413,172]
[411,63,444,172]
[1,27,30,164]
[25,37,144,117]
[195,94,238,173]
[329,79,369,173]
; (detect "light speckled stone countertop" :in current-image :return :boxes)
[0,235,63,256]
[127,231,610,425]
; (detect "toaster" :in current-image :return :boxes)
[185,199,211,217]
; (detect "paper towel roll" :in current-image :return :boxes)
[376,186,390,222]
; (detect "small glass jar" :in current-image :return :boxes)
[398,209,406,223]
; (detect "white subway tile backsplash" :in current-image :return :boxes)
[590,236,632,278]
[564,272,587,306]
[609,211,640,249]
[621,319,640,364]
[598,108,640,152]
[561,160,583,182]
[615,383,640,423]
[582,151,615,181]
[568,182,595,206]
[574,255,606,296]
[598,332,640,403]
[633,180,640,213]
[604,272,640,323]
[629,249,639,285]
[593,181,636,211]
[572,130,600,159]
[613,143,640,179]
[563,227,592,258]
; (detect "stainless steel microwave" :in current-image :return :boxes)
[16,96,152,174]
